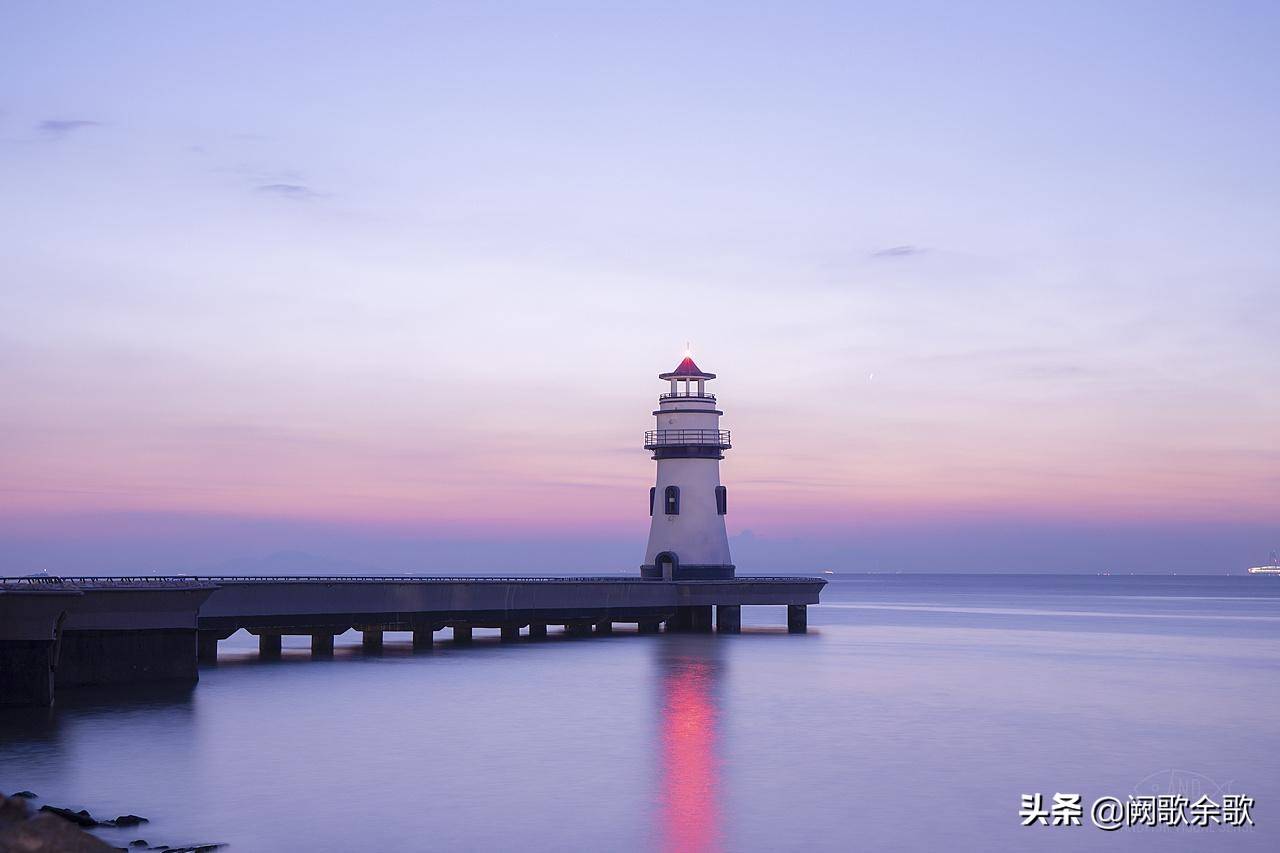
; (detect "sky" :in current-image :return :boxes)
[1,1,1277,574]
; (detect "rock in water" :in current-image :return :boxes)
[10,792,38,799]
[112,815,150,827]
[38,804,100,827]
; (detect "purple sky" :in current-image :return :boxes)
[1,2,1277,574]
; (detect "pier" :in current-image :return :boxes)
[0,575,824,707]
[1,357,829,709]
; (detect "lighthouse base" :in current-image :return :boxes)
[640,563,735,581]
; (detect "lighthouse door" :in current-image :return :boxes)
[655,552,678,581]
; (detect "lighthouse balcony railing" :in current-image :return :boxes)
[644,429,731,450]
[659,391,716,402]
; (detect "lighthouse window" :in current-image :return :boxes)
[649,487,655,516]
[715,485,727,515]
[664,486,680,515]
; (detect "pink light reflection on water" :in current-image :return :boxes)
[658,647,723,853]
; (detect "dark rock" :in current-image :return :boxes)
[112,814,149,827]
[11,791,38,799]
[0,811,116,851]
[39,804,100,827]
[1,794,32,824]
[130,841,149,847]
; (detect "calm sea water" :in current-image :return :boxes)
[2,574,1278,852]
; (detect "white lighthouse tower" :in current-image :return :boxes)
[642,354,734,580]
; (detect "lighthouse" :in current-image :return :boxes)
[642,354,734,580]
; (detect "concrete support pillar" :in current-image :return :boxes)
[500,625,521,642]
[453,625,473,644]
[311,633,335,656]
[259,633,281,659]
[595,621,613,636]
[638,619,661,634]
[670,606,713,633]
[716,605,741,634]
[788,604,808,634]
[0,593,71,707]
[362,630,383,651]
[0,640,55,708]
[3,585,213,704]
[55,629,201,687]
[412,628,434,650]
[528,623,547,639]
[198,631,221,663]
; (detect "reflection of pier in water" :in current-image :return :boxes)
[656,637,725,853]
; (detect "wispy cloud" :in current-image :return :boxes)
[870,245,927,259]
[215,163,324,199]
[256,183,321,200]
[38,119,101,138]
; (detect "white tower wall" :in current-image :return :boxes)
[644,457,731,566]
[641,356,734,580]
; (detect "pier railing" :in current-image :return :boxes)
[0,576,216,588]
[643,429,731,449]
[1,574,817,587]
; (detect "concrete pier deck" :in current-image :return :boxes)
[1,575,825,707]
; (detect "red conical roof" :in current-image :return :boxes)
[659,356,716,380]
[672,356,703,375]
